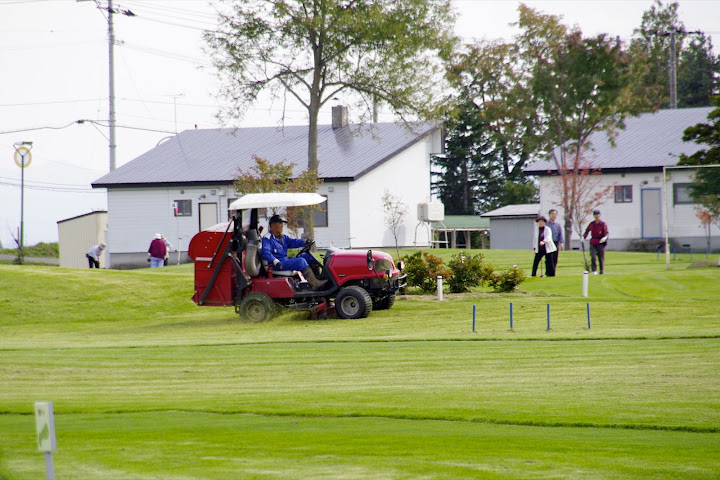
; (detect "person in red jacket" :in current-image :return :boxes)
[148,233,167,268]
[583,210,609,275]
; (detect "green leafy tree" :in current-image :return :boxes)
[206,0,458,239]
[678,96,720,229]
[517,5,655,248]
[234,156,321,234]
[434,41,538,214]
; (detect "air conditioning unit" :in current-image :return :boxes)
[417,202,444,222]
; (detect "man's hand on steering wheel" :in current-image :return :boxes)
[298,239,314,255]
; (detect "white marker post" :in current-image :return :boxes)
[35,401,57,480]
[582,271,589,298]
[437,276,444,302]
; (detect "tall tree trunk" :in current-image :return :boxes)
[305,99,320,243]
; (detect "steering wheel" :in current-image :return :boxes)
[297,240,314,256]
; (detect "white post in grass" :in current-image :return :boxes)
[437,276,443,301]
[35,401,56,480]
[582,271,589,298]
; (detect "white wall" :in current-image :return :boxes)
[313,182,351,248]
[538,170,720,247]
[347,131,441,248]
[58,212,108,268]
[106,185,232,257]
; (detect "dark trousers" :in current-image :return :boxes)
[87,256,99,268]
[532,251,555,277]
[590,244,605,273]
[549,250,559,271]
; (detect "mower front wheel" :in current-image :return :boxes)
[335,286,372,319]
[238,292,278,322]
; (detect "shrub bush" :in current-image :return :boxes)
[488,266,527,292]
[401,251,449,293]
[446,251,491,293]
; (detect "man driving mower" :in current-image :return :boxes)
[260,214,327,290]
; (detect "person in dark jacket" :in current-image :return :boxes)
[148,233,167,268]
[260,215,327,290]
[583,210,609,275]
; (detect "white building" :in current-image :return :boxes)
[92,108,442,268]
[524,107,720,252]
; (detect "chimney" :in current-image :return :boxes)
[332,105,348,129]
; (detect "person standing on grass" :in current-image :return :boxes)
[148,234,167,268]
[583,210,609,275]
[161,234,174,266]
[532,216,557,277]
[547,209,563,272]
[86,243,106,268]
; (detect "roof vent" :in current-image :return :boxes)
[332,105,348,129]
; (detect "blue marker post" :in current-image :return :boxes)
[509,302,513,330]
[472,304,476,332]
[546,303,551,331]
[587,303,591,329]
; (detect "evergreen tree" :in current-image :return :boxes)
[677,35,720,107]
[678,96,720,223]
[630,0,719,108]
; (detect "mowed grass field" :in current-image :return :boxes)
[1,249,719,479]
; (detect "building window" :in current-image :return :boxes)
[674,183,693,205]
[614,185,632,203]
[314,195,328,228]
[174,199,192,216]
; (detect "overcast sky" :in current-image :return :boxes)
[1,0,718,248]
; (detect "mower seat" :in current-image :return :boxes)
[261,260,302,278]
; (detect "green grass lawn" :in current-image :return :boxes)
[1,249,719,479]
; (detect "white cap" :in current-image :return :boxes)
[155,233,162,239]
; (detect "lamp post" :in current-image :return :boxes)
[13,141,33,264]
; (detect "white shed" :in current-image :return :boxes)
[480,204,540,250]
[57,211,108,268]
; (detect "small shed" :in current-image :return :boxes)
[431,215,490,249]
[480,204,540,250]
[57,211,108,268]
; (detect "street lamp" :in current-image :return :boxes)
[13,141,33,264]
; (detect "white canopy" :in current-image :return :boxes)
[228,192,327,210]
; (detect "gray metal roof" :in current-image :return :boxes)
[92,122,438,188]
[480,204,540,218]
[524,107,714,174]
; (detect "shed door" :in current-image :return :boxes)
[199,203,218,231]
[641,188,662,238]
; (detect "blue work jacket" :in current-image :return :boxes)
[260,233,306,264]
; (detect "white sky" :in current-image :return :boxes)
[1,0,719,248]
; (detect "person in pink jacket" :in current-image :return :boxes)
[532,216,557,277]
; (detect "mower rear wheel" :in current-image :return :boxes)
[335,285,372,319]
[238,292,277,322]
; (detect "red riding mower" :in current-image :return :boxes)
[188,193,406,321]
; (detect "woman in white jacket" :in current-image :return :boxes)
[532,216,557,277]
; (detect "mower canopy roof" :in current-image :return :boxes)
[229,192,327,211]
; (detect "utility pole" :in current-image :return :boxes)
[650,28,702,109]
[108,0,117,171]
[668,31,677,109]
[78,0,135,171]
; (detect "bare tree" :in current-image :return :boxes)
[550,152,614,269]
[381,189,408,260]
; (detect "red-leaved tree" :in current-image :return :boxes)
[551,152,614,269]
